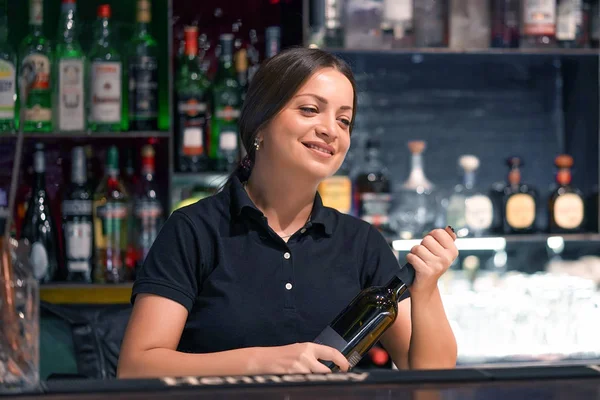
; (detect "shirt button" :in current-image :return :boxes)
[285,283,293,290]
[283,252,291,260]
[300,228,307,234]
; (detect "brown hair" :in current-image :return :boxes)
[231,46,357,182]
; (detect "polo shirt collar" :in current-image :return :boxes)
[229,176,334,236]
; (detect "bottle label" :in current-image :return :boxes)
[178,98,207,156]
[0,60,15,120]
[215,106,240,121]
[135,200,163,261]
[91,61,122,123]
[505,193,536,229]
[30,0,43,25]
[314,325,348,353]
[523,0,556,36]
[23,54,52,122]
[65,221,93,272]
[556,0,582,40]
[359,193,392,227]
[97,202,127,236]
[318,176,353,214]
[58,59,85,131]
[383,0,413,21]
[553,193,584,229]
[63,199,92,216]
[219,131,238,151]
[30,241,49,280]
[128,56,158,120]
[465,194,494,230]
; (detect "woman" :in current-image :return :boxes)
[117,47,458,378]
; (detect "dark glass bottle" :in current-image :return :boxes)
[21,143,59,282]
[502,157,538,234]
[62,146,93,282]
[210,34,242,172]
[548,154,585,233]
[490,0,520,48]
[314,263,415,372]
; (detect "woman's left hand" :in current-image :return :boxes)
[406,226,458,299]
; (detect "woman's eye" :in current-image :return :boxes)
[339,118,351,127]
[300,107,318,114]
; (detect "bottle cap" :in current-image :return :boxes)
[506,156,522,167]
[554,154,574,169]
[407,140,425,154]
[458,155,479,172]
[97,4,111,18]
[184,26,199,56]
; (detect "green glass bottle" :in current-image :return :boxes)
[210,34,242,172]
[93,146,129,283]
[127,0,159,131]
[88,4,122,132]
[54,0,85,132]
[175,25,211,172]
[0,9,16,133]
[19,0,53,132]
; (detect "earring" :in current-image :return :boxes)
[254,138,261,151]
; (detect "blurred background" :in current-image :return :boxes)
[0,0,599,380]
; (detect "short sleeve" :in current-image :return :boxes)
[361,225,411,301]
[131,211,202,312]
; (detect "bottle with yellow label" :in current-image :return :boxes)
[502,156,538,234]
[318,161,353,215]
[548,154,585,233]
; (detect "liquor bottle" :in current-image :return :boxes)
[414,0,449,47]
[19,0,53,133]
[354,139,392,234]
[591,0,599,48]
[548,154,585,233]
[446,155,494,238]
[210,34,242,172]
[246,29,260,84]
[318,161,353,215]
[128,0,159,131]
[490,0,520,48]
[176,26,211,173]
[122,148,138,279]
[556,0,588,48]
[502,157,537,234]
[265,27,281,59]
[88,5,122,132]
[449,0,491,49]
[21,143,59,282]
[389,140,436,239]
[134,144,163,273]
[62,146,93,282]
[381,0,414,49]
[93,146,129,283]
[55,0,85,132]
[314,262,415,372]
[0,9,16,133]
[235,48,248,99]
[521,0,557,48]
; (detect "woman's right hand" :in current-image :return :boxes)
[250,343,350,375]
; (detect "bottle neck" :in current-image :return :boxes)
[59,5,77,44]
[135,22,149,36]
[386,275,409,301]
[463,170,476,189]
[96,17,112,42]
[404,152,432,190]
[29,0,44,33]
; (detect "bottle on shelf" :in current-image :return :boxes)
[20,0,53,133]
[520,0,557,48]
[265,26,281,58]
[389,140,437,240]
[380,0,414,49]
[0,8,16,133]
[548,154,585,233]
[502,156,538,234]
[210,33,242,172]
[354,138,392,235]
[21,143,59,282]
[446,155,494,238]
[88,4,123,132]
[134,144,163,274]
[490,0,520,48]
[449,0,491,49]
[128,0,159,131]
[175,25,211,173]
[414,0,449,48]
[246,29,260,84]
[93,146,129,283]
[556,0,588,48]
[55,0,86,132]
[123,148,138,279]
[62,146,93,283]
[314,263,414,372]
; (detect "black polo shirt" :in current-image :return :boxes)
[131,176,405,354]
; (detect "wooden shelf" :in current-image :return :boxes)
[0,131,170,140]
[40,283,133,304]
[325,47,600,56]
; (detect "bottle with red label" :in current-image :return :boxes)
[548,154,585,233]
[19,0,53,132]
[175,26,211,172]
[210,34,242,172]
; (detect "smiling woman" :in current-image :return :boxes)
[117,47,458,379]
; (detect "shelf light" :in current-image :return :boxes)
[392,237,507,252]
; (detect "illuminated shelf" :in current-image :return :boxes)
[0,131,170,139]
[172,172,229,188]
[40,283,133,304]
[391,233,600,252]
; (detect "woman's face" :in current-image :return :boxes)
[257,67,354,182]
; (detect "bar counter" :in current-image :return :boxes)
[5,363,600,399]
